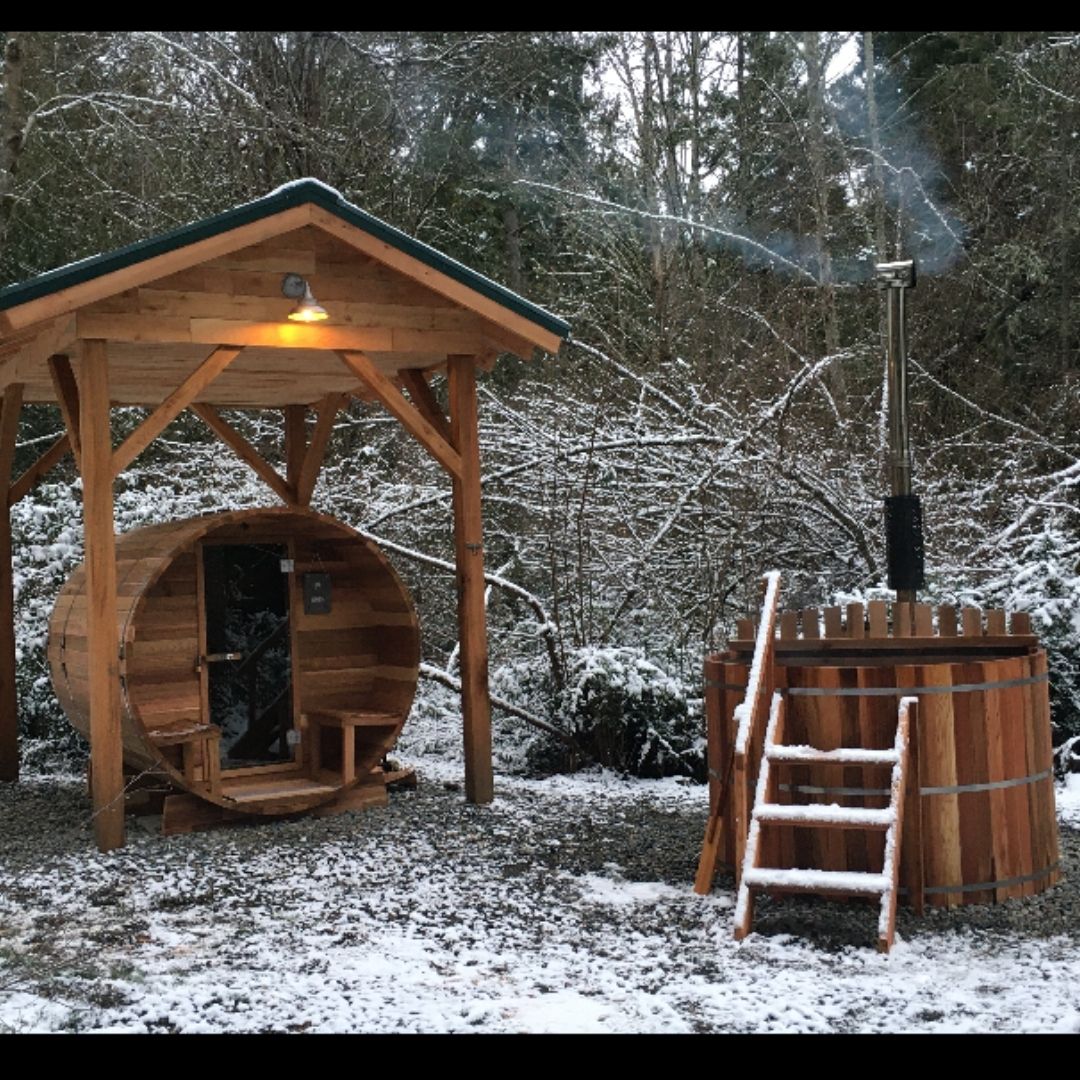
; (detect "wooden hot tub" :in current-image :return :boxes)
[48,507,420,819]
[706,602,1060,908]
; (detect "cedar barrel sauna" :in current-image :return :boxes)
[705,599,1060,909]
[48,507,420,819]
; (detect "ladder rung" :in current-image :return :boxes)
[743,867,889,895]
[752,804,895,829]
[766,744,899,766]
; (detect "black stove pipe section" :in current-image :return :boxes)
[875,259,925,602]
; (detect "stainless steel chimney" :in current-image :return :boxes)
[875,259,924,604]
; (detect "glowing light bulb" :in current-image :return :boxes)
[282,274,328,322]
[288,285,328,322]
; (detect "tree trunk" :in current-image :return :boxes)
[0,33,26,259]
[863,31,888,261]
[803,31,841,364]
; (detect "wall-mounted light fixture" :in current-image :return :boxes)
[282,273,328,322]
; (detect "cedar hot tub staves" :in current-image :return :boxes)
[704,599,1059,911]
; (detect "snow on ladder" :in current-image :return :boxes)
[694,570,782,896]
[733,694,915,953]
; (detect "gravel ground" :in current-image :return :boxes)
[1,762,1078,1033]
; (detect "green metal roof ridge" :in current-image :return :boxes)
[0,179,571,341]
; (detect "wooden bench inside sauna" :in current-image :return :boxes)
[696,578,1060,949]
[48,507,420,827]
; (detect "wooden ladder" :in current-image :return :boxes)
[733,694,915,953]
[695,571,782,895]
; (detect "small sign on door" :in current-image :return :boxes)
[303,572,332,614]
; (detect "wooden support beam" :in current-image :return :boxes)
[399,368,452,443]
[9,434,71,507]
[46,355,81,468]
[74,311,496,357]
[190,403,293,504]
[0,384,23,781]
[283,405,308,492]
[79,341,124,851]
[295,393,345,507]
[337,350,462,478]
[112,345,243,475]
[449,355,493,804]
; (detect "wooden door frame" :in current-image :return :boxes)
[196,536,304,780]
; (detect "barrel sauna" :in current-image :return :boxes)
[48,508,420,816]
[708,603,1060,908]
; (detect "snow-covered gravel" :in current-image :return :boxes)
[1,761,1079,1033]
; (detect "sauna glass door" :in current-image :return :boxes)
[201,542,294,769]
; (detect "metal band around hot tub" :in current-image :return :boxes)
[899,863,1060,897]
[920,768,1053,795]
[784,673,1048,697]
[778,767,1052,799]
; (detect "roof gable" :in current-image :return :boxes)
[0,180,569,349]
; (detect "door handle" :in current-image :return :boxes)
[204,652,244,663]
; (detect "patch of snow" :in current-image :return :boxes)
[266,177,344,200]
[3,700,1080,1036]
[574,873,692,907]
[743,868,889,893]
[768,745,898,765]
[755,804,894,826]
[1058,773,1080,828]
[734,570,781,755]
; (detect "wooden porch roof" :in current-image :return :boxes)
[0,180,570,408]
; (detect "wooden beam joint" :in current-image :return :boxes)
[337,350,461,478]
[47,355,81,469]
[112,345,243,476]
[190,403,293,505]
[295,393,345,507]
[8,433,71,507]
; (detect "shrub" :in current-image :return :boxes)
[525,646,705,780]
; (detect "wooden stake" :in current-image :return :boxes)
[79,340,124,851]
[0,384,24,781]
[449,355,493,804]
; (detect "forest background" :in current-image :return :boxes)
[2,31,1078,779]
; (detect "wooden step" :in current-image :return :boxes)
[752,804,895,829]
[148,721,221,747]
[742,867,889,896]
[304,709,401,729]
[766,744,898,766]
[222,777,338,805]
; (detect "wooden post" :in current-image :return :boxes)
[80,339,125,851]
[449,355,493,803]
[284,404,307,498]
[0,384,24,781]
